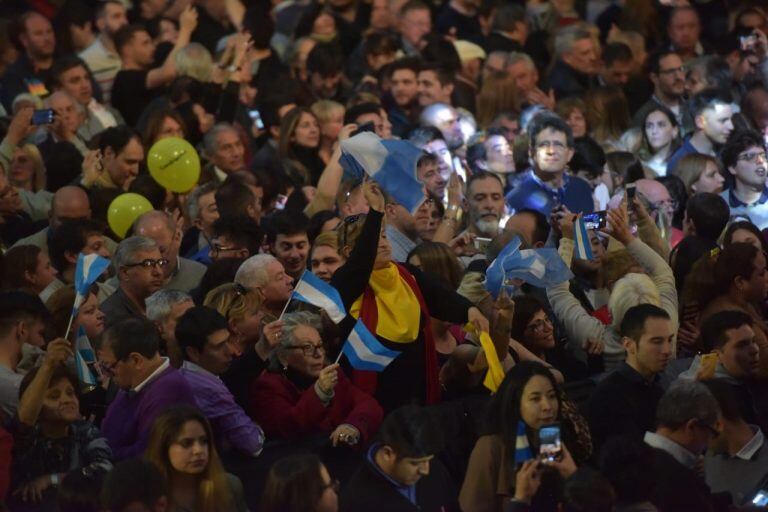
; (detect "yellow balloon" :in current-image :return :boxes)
[147,137,201,193]
[107,193,153,239]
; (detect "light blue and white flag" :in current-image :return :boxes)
[73,253,110,314]
[514,420,534,464]
[74,326,97,386]
[573,217,594,261]
[485,236,522,298]
[485,236,573,297]
[342,319,400,372]
[340,132,426,214]
[292,271,347,323]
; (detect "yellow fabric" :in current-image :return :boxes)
[465,324,505,393]
[349,263,420,343]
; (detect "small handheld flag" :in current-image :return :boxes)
[340,319,400,372]
[74,327,97,387]
[514,420,534,465]
[291,271,347,323]
[65,253,110,339]
[573,217,594,261]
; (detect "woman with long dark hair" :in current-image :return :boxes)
[279,107,324,187]
[261,453,338,512]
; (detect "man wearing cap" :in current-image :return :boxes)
[453,40,486,113]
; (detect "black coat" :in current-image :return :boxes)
[648,446,729,512]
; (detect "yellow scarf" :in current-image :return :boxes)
[350,263,420,343]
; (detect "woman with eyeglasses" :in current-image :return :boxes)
[261,453,339,512]
[332,181,489,412]
[145,406,247,512]
[249,311,383,446]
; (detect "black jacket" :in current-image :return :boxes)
[648,445,728,512]
[546,59,597,100]
[340,453,459,512]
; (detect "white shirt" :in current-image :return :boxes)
[644,431,699,469]
[132,357,170,393]
[735,426,764,460]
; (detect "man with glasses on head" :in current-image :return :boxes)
[505,113,594,217]
[720,130,768,229]
[101,236,168,328]
[99,317,195,460]
[633,49,694,136]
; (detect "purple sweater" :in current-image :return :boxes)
[102,366,195,460]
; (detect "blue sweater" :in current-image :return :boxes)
[506,171,594,216]
[102,366,195,460]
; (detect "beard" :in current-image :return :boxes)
[475,217,500,236]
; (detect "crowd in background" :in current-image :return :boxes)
[2,0,768,510]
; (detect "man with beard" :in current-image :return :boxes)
[385,57,421,138]
[465,172,505,238]
[505,113,594,217]
[633,50,694,136]
[1,12,56,111]
[719,130,768,229]
[667,89,734,175]
[78,0,128,104]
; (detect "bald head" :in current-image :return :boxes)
[51,186,91,227]
[636,179,673,221]
[132,210,180,275]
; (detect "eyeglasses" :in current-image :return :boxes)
[536,140,568,150]
[286,342,325,357]
[649,199,678,213]
[737,150,767,163]
[659,65,687,75]
[526,318,552,334]
[123,258,169,269]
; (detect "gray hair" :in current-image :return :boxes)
[186,182,218,221]
[114,236,158,269]
[235,254,278,289]
[554,25,593,58]
[203,123,237,157]
[175,42,213,82]
[656,380,720,430]
[507,51,535,70]
[270,311,323,369]
[145,289,193,322]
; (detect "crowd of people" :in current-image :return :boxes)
[1,0,768,510]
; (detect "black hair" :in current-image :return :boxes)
[408,126,445,147]
[672,235,718,293]
[94,125,139,155]
[264,211,309,246]
[378,405,444,458]
[0,291,49,336]
[603,42,633,67]
[510,294,548,344]
[57,468,103,512]
[307,210,340,243]
[571,136,606,179]
[258,94,296,133]
[211,215,264,257]
[101,458,167,511]
[599,436,656,504]
[128,174,166,211]
[113,24,148,56]
[363,31,399,57]
[344,102,381,125]
[196,258,245,304]
[49,54,90,89]
[562,468,615,512]
[176,306,228,358]
[417,61,456,86]
[386,56,422,78]
[491,4,526,33]
[261,453,326,512]
[515,208,551,246]
[48,218,106,272]
[721,129,765,171]
[527,112,574,149]
[689,88,733,119]
[419,42,461,75]
[619,303,671,342]
[215,175,257,218]
[466,141,487,174]
[242,3,274,50]
[306,42,344,77]
[703,379,746,422]
[103,317,160,361]
[19,364,78,400]
[685,192,729,241]
[700,309,753,352]
[723,220,767,252]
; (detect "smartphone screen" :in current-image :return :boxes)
[248,109,264,130]
[31,109,54,125]
[539,423,562,462]
[752,490,768,506]
[582,211,607,230]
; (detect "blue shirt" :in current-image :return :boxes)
[366,443,417,505]
[505,170,594,216]
[721,187,768,230]
[666,137,700,175]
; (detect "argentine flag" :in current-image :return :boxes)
[74,327,97,386]
[573,217,594,260]
[72,253,110,314]
[339,132,426,214]
[514,420,534,464]
[485,236,573,297]
[292,271,347,323]
[342,319,400,372]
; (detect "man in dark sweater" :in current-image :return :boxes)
[100,317,196,460]
[340,405,458,512]
[588,304,674,455]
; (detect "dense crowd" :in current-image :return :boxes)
[1,0,768,510]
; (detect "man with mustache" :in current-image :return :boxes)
[633,49,694,136]
[466,172,505,238]
[720,130,768,229]
[505,113,594,217]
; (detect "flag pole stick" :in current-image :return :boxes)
[63,311,76,341]
[279,270,305,320]
[333,346,344,365]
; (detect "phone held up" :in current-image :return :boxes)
[582,211,607,230]
[31,109,54,125]
[539,423,563,463]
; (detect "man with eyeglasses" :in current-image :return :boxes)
[643,380,725,511]
[633,49,694,136]
[101,236,167,329]
[720,130,768,229]
[588,304,673,456]
[667,89,735,175]
[505,113,594,217]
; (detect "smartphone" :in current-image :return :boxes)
[741,34,758,51]
[539,423,562,463]
[582,211,607,230]
[248,109,264,130]
[752,489,768,507]
[352,121,376,137]
[474,237,492,251]
[31,109,54,125]
[699,353,718,380]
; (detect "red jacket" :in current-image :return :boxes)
[250,369,383,443]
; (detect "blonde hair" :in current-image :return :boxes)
[175,42,214,82]
[11,144,46,191]
[204,283,263,323]
[672,153,720,195]
[313,231,339,252]
[310,100,344,125]
[609,273,661,330]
